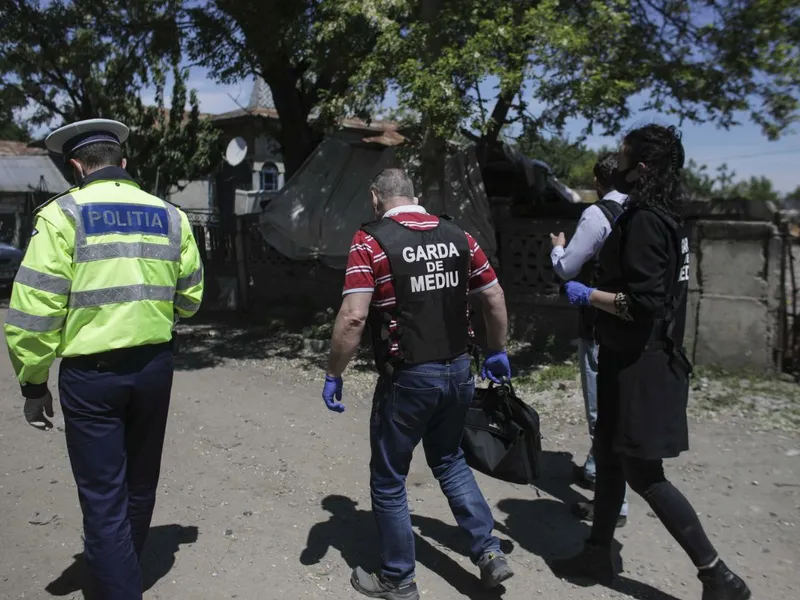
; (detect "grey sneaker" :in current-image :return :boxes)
[478,551,514,588]
[350,567,420,600]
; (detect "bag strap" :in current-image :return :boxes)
[595,199,624,227]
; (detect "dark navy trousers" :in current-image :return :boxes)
[58,343,174,600]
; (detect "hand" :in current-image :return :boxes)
[322,375,345,413]
[550,232,566,248]
[23,390,54,430]
[481,350,511,384]
[564,281,595,307]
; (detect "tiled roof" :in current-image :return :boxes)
[0,140,47,157]
[0,155,70,193]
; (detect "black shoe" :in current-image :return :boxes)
[478,551,514,588]
[571,500,627,528]
[549,541,622,587]
[572,464,596,491]
[698,560,751,600]
[350,567,420,600]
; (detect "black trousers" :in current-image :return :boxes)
[589,451,717,567]
[59,343,174,600]
[590,345,717,567]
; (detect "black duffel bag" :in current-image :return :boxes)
[461,381,542,485]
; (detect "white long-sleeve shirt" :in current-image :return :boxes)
[550,190,627,280]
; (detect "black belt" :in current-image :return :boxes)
[381,352,472,377]
[62,342,171,370]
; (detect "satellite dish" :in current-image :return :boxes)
[225,137,247,166]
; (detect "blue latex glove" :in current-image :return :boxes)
[564,281,595,307]
[481,350,511,384]
[322,375,345,413]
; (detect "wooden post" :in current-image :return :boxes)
[234,216,249,312]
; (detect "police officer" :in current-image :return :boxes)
[4,119,204,600]
[550,152,629,526]
[323,168,513,599]
[552,125,750,600]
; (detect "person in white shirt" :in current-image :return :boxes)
[550,152,629,527]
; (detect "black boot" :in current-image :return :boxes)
[549,541,622,587]
[350,567,420,600]
[698,560,751,600]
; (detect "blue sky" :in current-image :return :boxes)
[159,68,800,194]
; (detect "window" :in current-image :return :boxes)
[260,163,279,191]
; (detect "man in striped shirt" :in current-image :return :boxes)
[322,169,512,600]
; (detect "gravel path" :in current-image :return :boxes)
[1,312,798,599]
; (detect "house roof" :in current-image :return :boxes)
[210,107,403,135]
[0,140,47,157]
[0,155,70,194]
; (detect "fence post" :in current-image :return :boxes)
[234,216,249,312]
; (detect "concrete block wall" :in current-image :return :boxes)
[202,212,791,373]
[687,221,782,372]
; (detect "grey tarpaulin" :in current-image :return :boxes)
[421,146,497,260]
[258,133,497,270]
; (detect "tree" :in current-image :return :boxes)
[515,132,617,189]
[726,176,782,203]
[0,86,30,141]
[0,0,219,197]
[188,1,798,199]
[785,186,800,209]
[343,0,800,197]
[187,0,385,178]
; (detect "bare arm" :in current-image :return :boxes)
[326,292,371,378]
[476,283,508,351]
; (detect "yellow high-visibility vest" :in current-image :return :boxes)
[4,171,204,387]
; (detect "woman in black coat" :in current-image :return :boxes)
[552,124,751,600]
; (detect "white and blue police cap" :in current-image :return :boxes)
[45,118,130,158]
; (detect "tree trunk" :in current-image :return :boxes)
[262,66,321,179]
[477,88,517,166]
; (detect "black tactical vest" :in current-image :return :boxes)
[594,207,691,368]
[361,215,471,371]
[575,199,625,340]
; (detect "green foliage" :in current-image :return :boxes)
[784,186,800,208]
[351,0,800,151]
[724,176,782,203]
[188,0,799,192]
[0,86,30,141]
[515,131,615,189]
[515,132,791,204]
[0,0,219,197]
[683,162,784,203]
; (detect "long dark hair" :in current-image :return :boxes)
[622,124,686,220]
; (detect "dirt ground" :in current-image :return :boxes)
[1,311,799,600]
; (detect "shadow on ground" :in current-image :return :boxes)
[172,308,375,373]
[45,524,198,598]
[173,306,580,376]
[303,489,679,600]
[301,495,508,600]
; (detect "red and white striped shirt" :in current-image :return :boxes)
[343,205,498,356]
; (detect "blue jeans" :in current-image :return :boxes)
[59,344,174,600]
[578,338,628,517]
[369,356,501,584]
